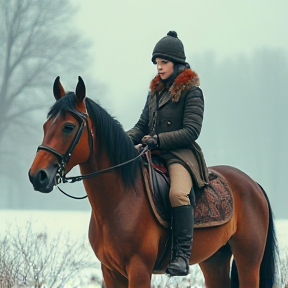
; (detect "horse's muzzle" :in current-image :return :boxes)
[28,165,57,193]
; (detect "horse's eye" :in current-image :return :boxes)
[63,123,76,133]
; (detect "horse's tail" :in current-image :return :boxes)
[231,184,278,288]
[230,258,239,288]
[258,184,278,288]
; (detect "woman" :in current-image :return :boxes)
[126,31,209,276]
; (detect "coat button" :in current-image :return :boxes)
[167,121,172,126]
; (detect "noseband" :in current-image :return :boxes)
[37,109,147,199]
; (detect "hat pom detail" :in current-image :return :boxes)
[167,31,178,38]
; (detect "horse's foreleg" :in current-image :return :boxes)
[101,264,128,288]
[126,256,153,288]
[199,244,232,288]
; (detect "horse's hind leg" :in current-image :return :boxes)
[199,244,232,288]
[229,237,261,288]
[101,264,128,288]
[228,196,268,287]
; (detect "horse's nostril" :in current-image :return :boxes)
[29,167,55,193]
[39,170,47,183]
[36,169,49,188]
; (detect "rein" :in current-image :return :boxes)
[62,147,148,184]
[56,147,147,199]
[37,108,148,200]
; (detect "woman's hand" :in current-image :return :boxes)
[134,144,144,153]
[141,135,159,149]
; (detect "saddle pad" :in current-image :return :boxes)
[142,165,234,229]
[194,169,234,228]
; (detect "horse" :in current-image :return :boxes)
[28,76,278,288]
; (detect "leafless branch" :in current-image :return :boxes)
[0,220,99,287]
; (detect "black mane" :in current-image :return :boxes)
[48,93,140,189]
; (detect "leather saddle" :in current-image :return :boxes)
[141,151,234,229]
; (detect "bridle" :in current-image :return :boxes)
[37,108,147,199]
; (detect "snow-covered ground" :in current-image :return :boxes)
[0,210,287,287]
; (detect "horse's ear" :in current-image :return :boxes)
[75,76,86,103]
[53,76,66,101]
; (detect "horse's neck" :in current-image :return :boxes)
[79,156,138,220]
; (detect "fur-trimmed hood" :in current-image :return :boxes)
[149,68,200,102]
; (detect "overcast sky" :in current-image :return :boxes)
[71,0,288,129]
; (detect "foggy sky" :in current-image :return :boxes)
[63,0,288,218]
[71,0,288,127]
[4,0,286,217]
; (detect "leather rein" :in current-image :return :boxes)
[37,109,147,199]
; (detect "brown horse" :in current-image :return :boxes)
[28,77,277,288]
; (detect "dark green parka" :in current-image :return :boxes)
[127,68,209,187]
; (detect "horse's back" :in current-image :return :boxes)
[209,165,269,225]
[209,165,267,201]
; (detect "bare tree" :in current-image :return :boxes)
[0,0,92,178]
[0,0,99,210]
[0,221,102,288]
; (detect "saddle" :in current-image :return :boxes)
[141,151,234,229]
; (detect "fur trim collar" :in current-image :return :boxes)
[149,69,200,102]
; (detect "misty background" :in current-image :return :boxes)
[0,0,287,219]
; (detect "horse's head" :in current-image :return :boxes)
[28,76,93,193]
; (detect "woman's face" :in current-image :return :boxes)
[155,58,174,80]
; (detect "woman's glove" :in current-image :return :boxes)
[141,135,159,149]
[134,144,144,154]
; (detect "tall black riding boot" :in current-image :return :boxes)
[165,205,194,276]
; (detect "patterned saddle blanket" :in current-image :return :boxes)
[142,152,234,229]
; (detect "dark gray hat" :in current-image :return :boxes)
[151,31,186,64]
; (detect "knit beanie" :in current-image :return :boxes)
[151,31,186,64]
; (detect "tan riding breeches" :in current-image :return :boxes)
[168,163,192,207]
